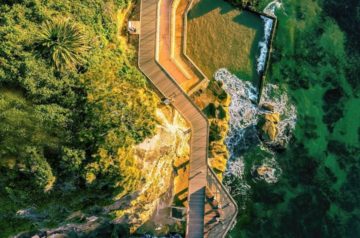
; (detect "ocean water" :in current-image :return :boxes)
[221,1,360,237]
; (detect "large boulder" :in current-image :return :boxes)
[259,112,280,141]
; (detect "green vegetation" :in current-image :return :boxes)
[203,103,227,120]
[187,0,264,82]
[203,103,216,118]
[199,79,231,177]
[0,0,158,236]
[228,0,360,237]
[34,19,89,71]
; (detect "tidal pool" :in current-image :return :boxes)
[186,0,264,83]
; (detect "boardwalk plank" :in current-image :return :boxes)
[139,1,207,236]
[138,0,237,237]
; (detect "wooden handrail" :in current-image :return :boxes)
[138,0,238,237]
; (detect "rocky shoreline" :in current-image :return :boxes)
[214,68,296,187]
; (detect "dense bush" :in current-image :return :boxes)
[0,0,157,236]
[34,19,89,71]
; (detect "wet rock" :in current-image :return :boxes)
[251,156,282,184]
[259,113,280,141]
[256,165,273,176]
[261,103,275,112]
[214,68,296,188]
[253,164,278,183]
[265,112,280,123]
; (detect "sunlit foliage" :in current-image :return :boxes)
[0,0,157,236]
[34,19,89,71]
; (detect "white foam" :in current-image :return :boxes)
[214,69,296,185]
[257,17,273,73]
[256,0,282,74]
[264,0,283,16]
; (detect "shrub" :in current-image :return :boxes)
[34,19,89,71]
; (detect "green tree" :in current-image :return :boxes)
[34,19,89,71]
[230,0,259,8]
[21,147,56,192]
[60,147,85,174]
[0,0,160,235]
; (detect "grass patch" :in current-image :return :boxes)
[186,0,264,83]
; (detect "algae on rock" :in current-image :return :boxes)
[259,112,280,142]
[192,79,232,180]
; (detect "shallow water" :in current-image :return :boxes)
[186,0,264,83]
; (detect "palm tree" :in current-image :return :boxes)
[35,19,89,71]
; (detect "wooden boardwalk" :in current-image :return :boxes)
[138,0,237,237]
[139,0,207,237]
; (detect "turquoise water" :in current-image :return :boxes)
[224,0,360,237]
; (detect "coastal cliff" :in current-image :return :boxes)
[112,106,190,233]
[13,106,190,237]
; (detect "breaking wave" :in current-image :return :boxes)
[264,0,283,16]
[214,69,296,186]
[257,17,273,73]
[256,0,282,73]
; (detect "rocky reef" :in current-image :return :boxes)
[214,68,296,153]
[259,112,280,141]
[214,68,296,190]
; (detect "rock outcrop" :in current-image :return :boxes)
[256,165,273,176]
[113,106,190,232]
[259,112,280,142]
[192,79,231,181]
[214,68,296,187]
[261,102,275,112]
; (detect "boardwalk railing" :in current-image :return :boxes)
[206,168,238,238]
[170,0,209,95]
[140,1,208,237]
[138,0,238,237]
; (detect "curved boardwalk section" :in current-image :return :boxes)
[138,0,238,237]
[139,0,207,237]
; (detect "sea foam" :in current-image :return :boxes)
[256,0,282,73]
[214,69,296,184]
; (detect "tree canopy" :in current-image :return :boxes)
[34,19,89,71]
[0,0,158,236]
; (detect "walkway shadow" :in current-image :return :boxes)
[187,0,233,20]
[174,187,189,206]
[174,160,190,172]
